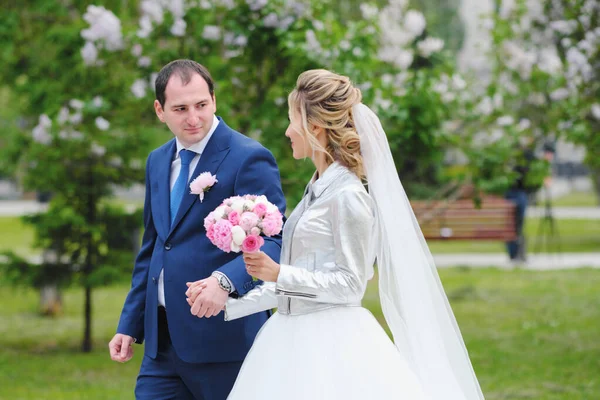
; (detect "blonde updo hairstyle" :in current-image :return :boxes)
[288,69,365,180]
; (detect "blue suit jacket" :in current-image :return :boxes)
[117,118,286,364]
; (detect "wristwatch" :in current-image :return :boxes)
[212,271,232,293]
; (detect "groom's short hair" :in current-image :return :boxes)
[155,59,215,107]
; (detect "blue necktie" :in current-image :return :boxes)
[170,149,196,226]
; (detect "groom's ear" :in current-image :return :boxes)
[211,93,217,112]
[154,100,165,123]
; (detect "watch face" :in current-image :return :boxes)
[220,276,231,291]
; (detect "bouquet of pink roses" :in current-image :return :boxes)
[204,194,283,253]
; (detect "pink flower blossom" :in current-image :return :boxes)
[250,227,261,236]
[261,212,283,236]
[212,219,233,252]
[204,212,216,230]
[241,234,264,253]
[239,211,260,232]
[228,210,240,225]
[189,172,218,203]
[253,203,268,218]
[206,224,216,242]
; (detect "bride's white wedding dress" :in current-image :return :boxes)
[225,162,429,399]
[225,104,484,400]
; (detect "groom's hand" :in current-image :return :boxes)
[187,277,228,318]
[109,333,134,363]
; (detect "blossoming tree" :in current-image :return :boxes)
[1,0,470,350]
[455,0,598,197]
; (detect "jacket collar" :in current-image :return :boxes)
[309,161,348,198]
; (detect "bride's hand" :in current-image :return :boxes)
[185,279,208,304]
[243,251,280,282]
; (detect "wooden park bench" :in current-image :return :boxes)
[410,184,517,241]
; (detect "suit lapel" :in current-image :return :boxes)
[156,140,176,238]
[168,119,232,236]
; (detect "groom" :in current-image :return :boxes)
[109,59,286,399]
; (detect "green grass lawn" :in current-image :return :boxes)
[3,216,600,256]
[551,191,598,207]
[1,268,599,399]
[0,216,36,257]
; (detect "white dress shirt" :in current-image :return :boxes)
[158,115,219,308]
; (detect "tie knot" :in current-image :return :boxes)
[179,149,196,166]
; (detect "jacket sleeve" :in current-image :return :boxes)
[275,189,375,304]
[116,153,156,343]
[215,145,286,295]
[224,282,278,321]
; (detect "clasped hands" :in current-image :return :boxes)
[185,251,280,318]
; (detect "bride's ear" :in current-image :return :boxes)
[311,124,325,137]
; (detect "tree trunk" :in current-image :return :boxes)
[39,284,62,316]
[39,248,62,316]
[82,285,92,352]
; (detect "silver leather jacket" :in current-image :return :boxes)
[225,162,376,321]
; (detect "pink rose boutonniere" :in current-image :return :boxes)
[189,172,218,203]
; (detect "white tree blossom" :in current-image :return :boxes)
[527,92,547,106]
[404,10,426,37]
[502,41,536,79]
[538,48,563,74]
[352,47,365,57]
[138,56,152,67]
[69,113,83,125]
[59,130,84,140]
[202,25,221,41]
[247,0,268,12]
[360,4,379,20]
[137,16,153,38]
[32,114,53,145]
[131,79,148,98]
[95,117,110,131]
[108,156,123,168]
[166,0,186,19]
[57,107,70,125]
[131,43,144,57]
[81,5,123,51]
[224,50,242,59]
[305,30,322,56]
[69,99,85,110]
[233,35,248,47]
[417,37,444,57]
[91,143,107,157]
[517,118,531,131]
[591,104,600,120]
[81,42,99,66]
[140,0,164,24]
[150,73,159,91]
[550,87,570,101]
[549,20,577,35]
[278,16,295,30]
[92,96,104,108]
[496,115,514,126]
[170,18,187,37]
[476,97,494,116]
[263,13,279,28]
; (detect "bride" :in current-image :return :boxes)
[190,69,484,400]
